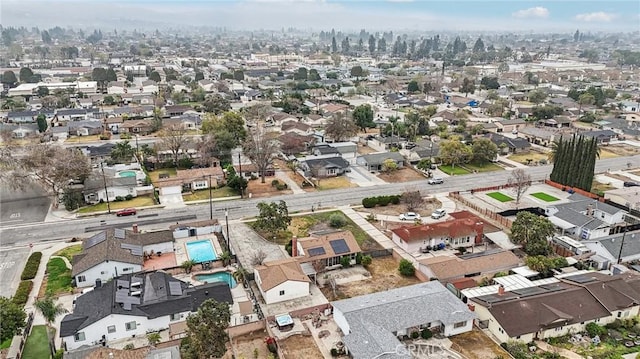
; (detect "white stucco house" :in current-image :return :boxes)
[332,281,475,359]
[254,258,310,304]
[72,228,174,288]
[60,271,233,350]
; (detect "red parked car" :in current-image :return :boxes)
[116,208,137,217]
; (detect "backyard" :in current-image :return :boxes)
[486,192,514,202]
[530,192,560,202]
[182,186,238,201]
[225,330,272,359]
[450,329,511,359]
[592,180,617,194]
[279,334,324,359]
[77,195,156,214]
[22,325,51,359]
[320,256,421,300]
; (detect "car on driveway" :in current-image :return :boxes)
[399,212,421,221]
[431,209,446,219]
[428,177,444,185]
[116,208,137,217]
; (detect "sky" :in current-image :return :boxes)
[1,0,639,32]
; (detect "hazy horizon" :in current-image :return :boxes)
[2,0,639,33]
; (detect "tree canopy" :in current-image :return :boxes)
[181,299,231,359]
[510,212,554,256]
[255,201,291,238]
[0,297,26,342]
[471,138,498,164]
[202,94,231,114]
[549,134,599,192]
[439,139,472,169]
[325,113,359,142]
[352,104,375,130]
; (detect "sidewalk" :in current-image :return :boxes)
[44,205,77,222]
[496,155,528,169]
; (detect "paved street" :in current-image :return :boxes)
[0,154,638,248]
[0,246,30,298]
[0,186,51,228]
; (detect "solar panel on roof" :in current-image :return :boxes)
[540,283,565,292]
[114,228,126,239]
[121,243,143,256]
[123,302,132,310]
[329,239,350,255]
[85,231,107,249]
[169,282,183,296]
[115,289,129,303]
[308,247,326,257]
[564,274,597,284]
[511,287,547,297]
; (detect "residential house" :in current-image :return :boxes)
[327,142,358,163]
[621,101,640,113]
[68,120,103,136]
[254,258,310,304]
[162,114,201,130]
[356,152,405,172]
[281,120,312,136]
[293,229,362,269]
[120,119,154,136]
[485,133,531,154]
[581,129,618,144]
[71,227,175,288]
[140,80,158,95]
[300,155,350,178]
[60,271,232,350]
[404,139,440,164]
[11,125,37,139]
[198,79,217,93]
[83,174,137,204]
[156,166,225,197]
[469,272,640,343]
[418,250,521,283]
[104,117,124,134]
[107,81,128,95]
[77,97,93,109]
[391,215,485,253]
[165,105,191,117]
[495,119,528,134]
[57,109,90,122]
[64,345,180,359]
[519,127,568,147]
[332,281,475,359]
[80,143,115,165]
[604,187,640,211]
[583,230,640,268]
[170,80,189,93]
[278,132,315,155]
[545,193,627,239]
[7,110,37,123]
[132,94,154,105]
[368,135,407,151]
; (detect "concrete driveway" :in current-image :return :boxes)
[347,165,386,187]
[159,193,185,208]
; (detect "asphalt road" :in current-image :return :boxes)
[0,246,30,298]
[0,154,638,248]
[0,185,52,227]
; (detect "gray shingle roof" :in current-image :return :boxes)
[560,193,623,216]
[552,210,607,230]
[358,152,405,165]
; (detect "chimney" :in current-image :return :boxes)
[205,290,209,296]
[587,204,594,217]
[498,284,505,296]
[467,303,475,312]
[474,221,484,245]
[133,224,139,233]
[292,236,298,257]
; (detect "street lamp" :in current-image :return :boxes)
[100,162,111,214]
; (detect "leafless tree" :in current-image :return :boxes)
[402,189,423,211]
[312,260,326,274]
[243,127,280,183]
[251,250,267,266]
[1,144,91,207]
[508,168,532,208]
[243,103,272,124]
[159,124,188,167]
[325,112,358,142]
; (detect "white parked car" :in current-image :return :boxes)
[431,209,446,219]
[428,177,444,185]
[399,212,421,221]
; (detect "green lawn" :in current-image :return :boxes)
[22,325,50,359]
[183,186,238,202]
[148,168,178,185]
[438,165,471,175]
[487,192,514,202]
[53,244,82,262]
[45,258,73,295]
[78,195,156,214]
[530,192,560,202]
[463,162,504,173]
[1,338,12,349]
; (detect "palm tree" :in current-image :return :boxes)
[219,251,231,266]
[110,140,136,163]
[34,294,68,356]
[181,259,197,274]
[232,266,249,287]
[147,332,161,347]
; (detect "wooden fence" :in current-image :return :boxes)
[449,192,514,229]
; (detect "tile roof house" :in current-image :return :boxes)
[72,228,175,288]
[418,250,522,283]
[254,258,310,304]
[545,193,626,240]
[332,281,475,359]
[391,215,485,253]
[60,271,232,350]
[469,272,640,343]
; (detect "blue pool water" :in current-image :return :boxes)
[118,170,137,178]
[185,240,217,263]
[195,272,237,288]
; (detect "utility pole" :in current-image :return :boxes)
[100,162,111,214]
[238,151,243,198]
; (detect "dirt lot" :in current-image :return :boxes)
[378,167,426,182]
[602,144,640,157]
[279,334,324,359]
[320,256,422,300]
[247,178,292,198]
[317,176,357,190]
[357,144,378,155]
[225,330,272,359]
[450,329,511,359]
[358,197,442,218]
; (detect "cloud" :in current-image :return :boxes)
[512,6,549,19]
[575,12,616,22]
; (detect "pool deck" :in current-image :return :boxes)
[142,252,177,271]
[175,234,225,265]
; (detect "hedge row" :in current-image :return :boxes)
[12,280,33,307]
[362,195,401,208]
[20,252,42,280]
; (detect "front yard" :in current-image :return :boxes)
[320,256,421,300]
[507,151,550,165]
[378,167,426,182]
[182,186,238,201]
[22,325,51,359]
[316,176,357,191]
[77,195,156,214]
[64,135,102,143]
[438,165,471,175]
[53,244,82,263]
[43,258,72,296]
[463,162,504,173]
[486,192,514,202]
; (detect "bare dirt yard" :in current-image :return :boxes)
[247,178,292,198]
[320,256,422,300]
[225,330,272,359]
[378,167,426,182]
[279,334,324,359]
[316,176,357,190]
[450,329,511,359]
[602,144,640,157]
[358,197,442,218]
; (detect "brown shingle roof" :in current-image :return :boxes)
[419,251,521,281]
[296,230,361,263]
[255,258,310,291]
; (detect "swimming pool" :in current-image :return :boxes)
[195,272,237,288]
[118,170,137,178]
[185,239,217,263]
